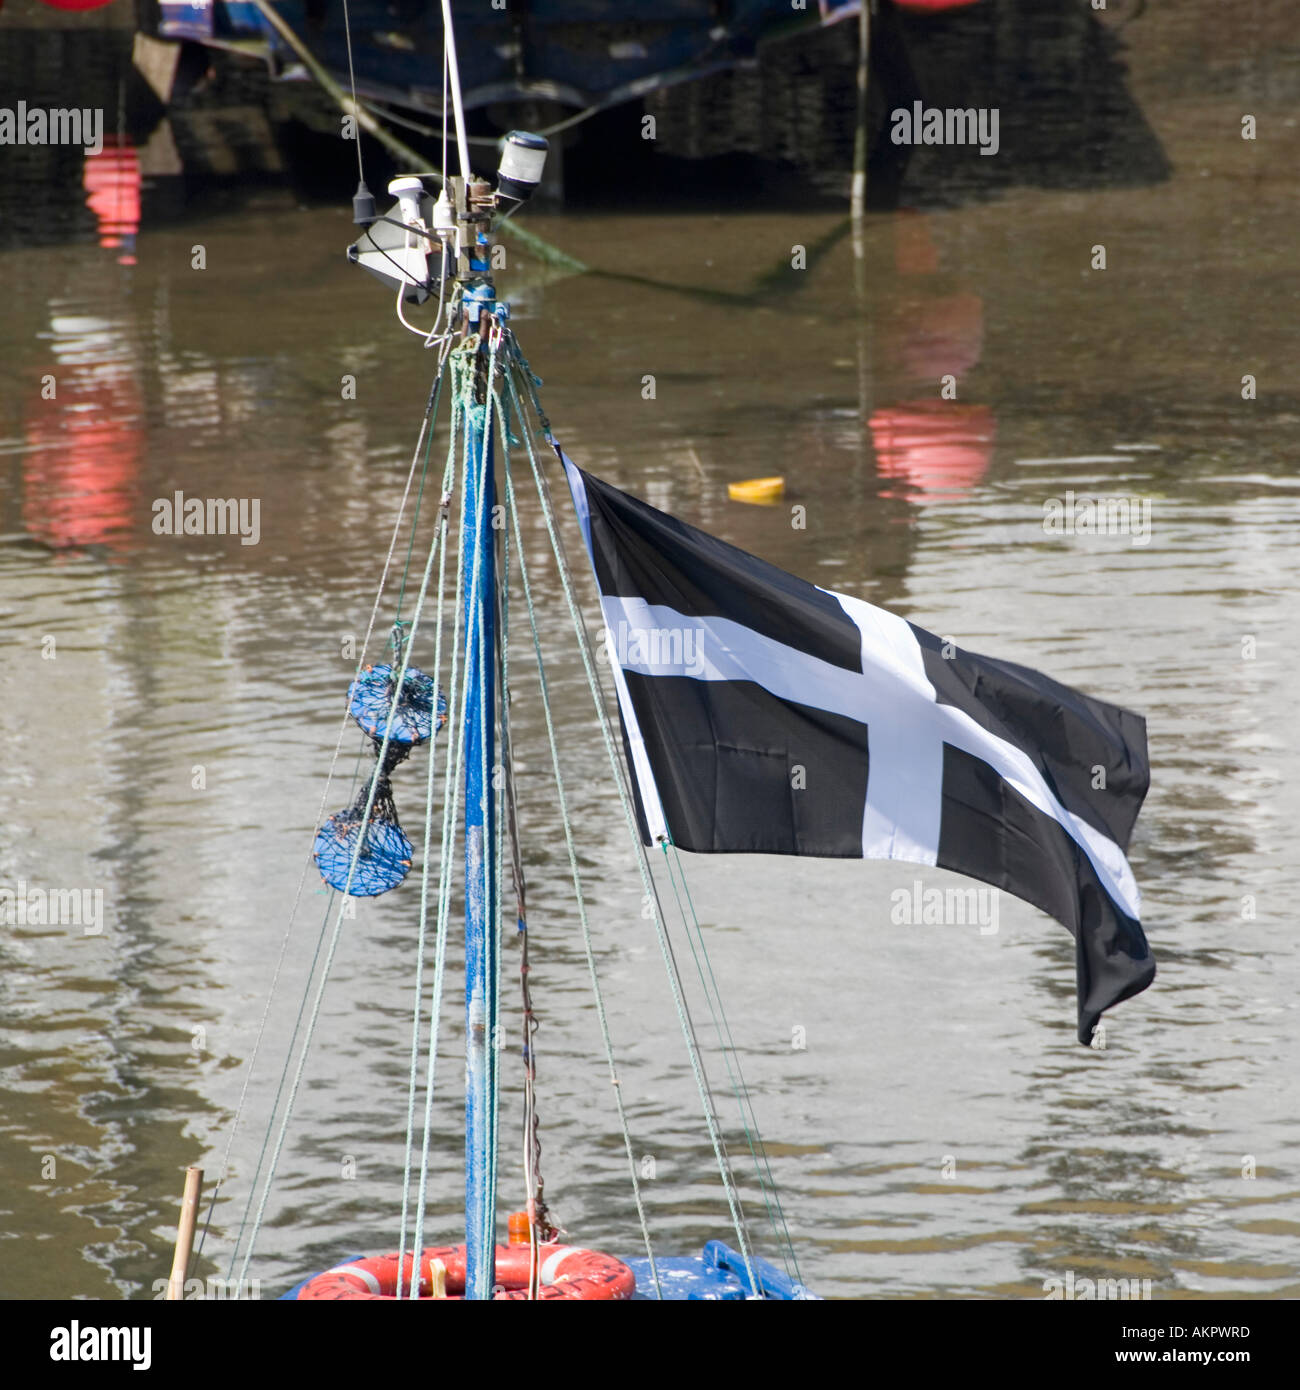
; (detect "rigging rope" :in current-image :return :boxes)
[207,369,444,1273]
[659,840,803,1285]
[492,377,561,1295]
[213,0,678,1297]
[498,381,662,1299]
[505,339,807,1295]
[405,411,471,1294]
[340,0,365,187]
[407,329,504,1286]
[496,409,548,1300]
[503,346,762,1295]
[223,334,798,1302]
[235,381,455,1285]
[395,417,460,1296]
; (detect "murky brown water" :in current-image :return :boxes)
[2,4,1299,1300]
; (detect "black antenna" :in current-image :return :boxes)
[341,0,376,225]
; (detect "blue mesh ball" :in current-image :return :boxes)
[348,664,446,746]
[314,807,413,897]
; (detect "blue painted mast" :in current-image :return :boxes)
[462,382,498,1299]
[458,341,494,1295]
[461,271,500,1299]
[436,0,502,1299]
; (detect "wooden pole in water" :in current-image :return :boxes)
[164,1167,203,1301]
[851,0,872,223]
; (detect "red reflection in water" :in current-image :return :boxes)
[872,212,993,503]
[83,137,141,266]
[24,316,142,552]
[20,141,145,551]
[24,367,142,550]
[893,212,942,276]
[871,402,995,503]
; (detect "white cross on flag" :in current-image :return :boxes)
[562,451,1154,1045]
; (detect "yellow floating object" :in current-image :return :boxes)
[727,476,785,505]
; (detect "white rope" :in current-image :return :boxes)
[406,417,471,1292]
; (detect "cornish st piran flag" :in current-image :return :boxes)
[561,453,1154,1045]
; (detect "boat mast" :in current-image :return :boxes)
[441,0,502,1299]
[461,298,499,1300]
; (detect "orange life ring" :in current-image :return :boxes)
[296,1243,636,1301]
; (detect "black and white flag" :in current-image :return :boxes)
[562,453,1154,1045]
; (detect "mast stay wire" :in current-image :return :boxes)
[403,403,472,1294]
[509,353,803,1289]
[202,361,445,1274]
[394,393,462,1297]
[497,378,662,1300]
[398,43,459,1295]
[502,352,762,1297]
[234,370,459,1285]
[659,841,804,1285]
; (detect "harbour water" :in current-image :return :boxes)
[1,1,1298,1300]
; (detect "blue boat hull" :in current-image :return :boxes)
[147,0,860,116]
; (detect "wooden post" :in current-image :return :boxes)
[164,1167,203,1301]
[851,1,872,223]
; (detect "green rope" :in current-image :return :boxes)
[504,351,779,1288]
[411,332,507,1277]
[508,340,807,1295]
[496,217,587,274]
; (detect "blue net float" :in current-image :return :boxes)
[315,657,446,898]
[349,664,447,746]
[313,785,414,897]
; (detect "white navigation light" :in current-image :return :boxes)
[497,131,549,203]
